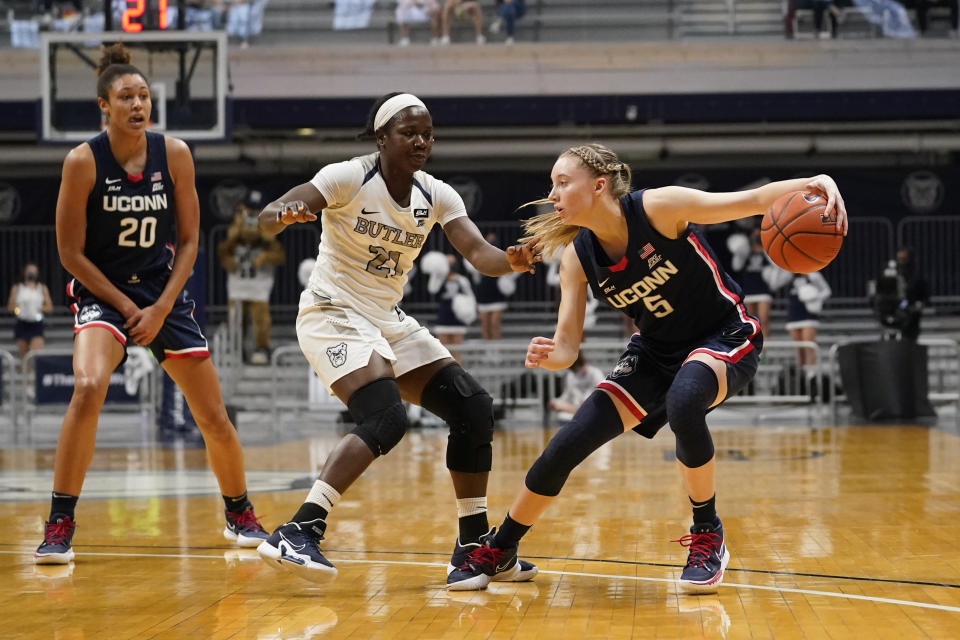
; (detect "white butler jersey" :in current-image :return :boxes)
[307,152,467,312]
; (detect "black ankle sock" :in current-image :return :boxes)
[493,514,530,549]
[690,494,717,526]
[223,492,252,514]
[292,502,328,527]
[458,512,489,544]
[50,492,78,521]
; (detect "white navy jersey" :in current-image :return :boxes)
[574,189,755,345]
[307,152,467,312]
[85,131,175,284]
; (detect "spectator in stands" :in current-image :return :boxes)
[395,0,442,45]
[785,271,831,380]
[6,261,54,359]
[870,246,930,340]
[894,246,930,339]
[489,0,526,44]
[217,189,285,365]
[36,0,83,22]
[786,0,840,39]
[440,0,486,44]
[547,352,605,422]
[425,252,477,361]
[812,0,840,39]
[466,233,519,340]
[911,0,959,36]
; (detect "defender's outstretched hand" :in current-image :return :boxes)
[507,237,544,274]
[276,200,318,225]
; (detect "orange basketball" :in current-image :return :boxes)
[760,191,843,273]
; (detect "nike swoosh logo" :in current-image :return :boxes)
[495,560,514,573]
[599,277,610,287]
[105,178,122,184]
[278,532,305,553]
[360,208,378,215]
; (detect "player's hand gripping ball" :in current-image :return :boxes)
[760,191,844,273]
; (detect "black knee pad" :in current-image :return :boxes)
[666,361,718,468]
[525,391,623,497]
[348,377,408,457]
[420,364,494,473]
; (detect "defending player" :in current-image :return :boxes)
[255,92,541,586]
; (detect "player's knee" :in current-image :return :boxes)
[666,361,718,468]
[193,405,235,442]
[71,372,111,404]
[420,364,494,473]
[348,378,408,457]
[525,392,621,497]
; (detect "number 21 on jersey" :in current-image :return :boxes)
[366,245,403,278]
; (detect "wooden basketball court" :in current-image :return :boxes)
[3,418,960,639]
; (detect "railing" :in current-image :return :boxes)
[212,299,244,399]
[18,347,158,444]
[269,343,343,429]
[0,348,18,433]
[263,337,829,428]
[897,216,960,302]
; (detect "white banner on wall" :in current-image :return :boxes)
[333,0,377,30]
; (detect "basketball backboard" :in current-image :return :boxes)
[40,30,228,142]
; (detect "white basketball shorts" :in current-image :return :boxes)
[296,289,451,392]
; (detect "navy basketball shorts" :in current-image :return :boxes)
[598,314,763,439]
[14,319,45,341]
[67,273,209,362]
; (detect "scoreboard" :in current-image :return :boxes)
[108,0,184,33]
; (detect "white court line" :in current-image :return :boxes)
[6,549,960,614]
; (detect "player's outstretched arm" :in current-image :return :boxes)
[644,175,846,238]
[444,217,542,276]
[258,182,325,236]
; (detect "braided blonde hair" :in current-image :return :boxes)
[519,144,633,258]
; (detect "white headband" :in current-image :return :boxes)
[374,93,427,132]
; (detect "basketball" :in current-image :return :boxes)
[760,191,843,273]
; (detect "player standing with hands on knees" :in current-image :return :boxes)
[446,143,847,592]
[256,92,542,586]
[35,44,268,564]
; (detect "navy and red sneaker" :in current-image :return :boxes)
[446,529,537,591]
[223,507,269,548]
[34,516,76,565]
[675,519,730,594]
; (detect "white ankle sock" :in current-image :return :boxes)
[306,480,341,514]
[456,496,487,518]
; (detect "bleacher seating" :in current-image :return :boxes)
[260,0,679,45]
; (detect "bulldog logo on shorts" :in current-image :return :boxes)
[326,342,348,368]
[610,354,637,378]
[78,304,102,324]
